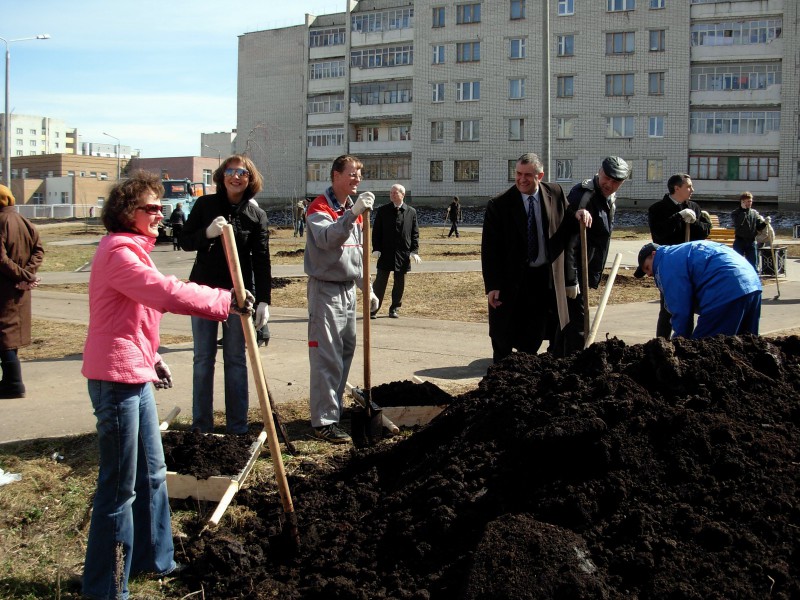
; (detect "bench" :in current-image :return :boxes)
[706,214,735,247]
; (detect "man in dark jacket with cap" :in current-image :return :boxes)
[554,157,630,354]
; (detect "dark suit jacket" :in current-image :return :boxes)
[372,201,419,272]
[481,182,575,339]
[648,195,710,245]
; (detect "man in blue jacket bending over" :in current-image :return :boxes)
[634,241,762,339]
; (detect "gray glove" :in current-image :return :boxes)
[565,284,579,300]
[154,360,173,390]
[678,208,697,224]
[371,250,381,258]
[254,302,270,329]
[352,192,375,216]
[229,288,255,316]
[370,291,379,312]
[206,216,227,238]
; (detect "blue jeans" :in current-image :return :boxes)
[191,314,249,434]
[83,380,175,600]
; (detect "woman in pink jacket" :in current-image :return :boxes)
[81,171,253,600]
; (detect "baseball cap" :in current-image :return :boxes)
[601,157,631,181]
[634,242,660,278]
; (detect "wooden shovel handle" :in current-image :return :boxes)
[362,211,372,397]
[580,222,590,342]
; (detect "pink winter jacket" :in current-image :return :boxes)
[82,233,231,383]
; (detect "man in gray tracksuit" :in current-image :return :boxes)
[304,155,378,444]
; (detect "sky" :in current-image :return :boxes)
[2,0,343,157]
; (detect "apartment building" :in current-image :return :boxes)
[0,114,77,179]
[237,0,799,208]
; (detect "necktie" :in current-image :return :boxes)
[527,195,539,263]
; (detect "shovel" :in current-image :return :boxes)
[221,225,299,549]
[586,253,622,348]
[350,208,384,447]
[580,222,591,343]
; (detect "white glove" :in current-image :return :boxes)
[254,302,270,329]
[411,253,422,264]
[229,288,255,315]
[154,360,173,389]
[700,210,711,223]
[565,284,579,300]
[352,192,375,216]
[372,250,381,258]
[206,216,227,238]
[369,292,379,312]
[678,208,696,224]
[765,216,771,224]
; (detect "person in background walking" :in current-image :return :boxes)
[179,154,271,435]
[169,202,186,250]
[294,200,307,238]
[731,191,772,271]
[81,171,253,600]
[371,183,421,319]
[0,184,43,399]
[446,196,462,238]
[647,173,711,338]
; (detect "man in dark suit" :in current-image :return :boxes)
[481,153,592,363]
[371,183,421,319]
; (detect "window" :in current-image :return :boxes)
[355,126,379,142]
[650,0,664,7]
[350,81,413,105]
[307,128,345,147]
[648,72,665,95]
[508,160,517,181]
[15,139,22,146]
[433,6,445,27]
[32,192,44,204]
[455,120,480,141]
[606,73,634,96]
[606,32,635,54]
[433,83,445,102]
[649,30,665,51]
[689,155,778,181]
[309,60,346,80]
[309,27,346,48]
[362,156,411,180]
[454,160,480,181]
[556,159,573,181]
[647,160,663,182]
[307,162,330,182]
[456,81,480,101]
[510,38,526,59]
[509,78,525,99]
[557,76,574,98]
[649,116,665,137]
[350,45,414,69]
[511,0,525,19]
[457,3,481,25]
[690,63,781,92]
[61,191,70,204]
[457,41,480,62]
[390,125,412,141]
[430,160,443,182]
[30,140,37,147]
[606,116,635,138]
[30,129,36,135]
[608,0,635,11]
[433,45,445,64]
[431,121,444,143]
[558,0,574,16]
[691,18,781,47]
[351,9,413,33]
[509,118,525,140]
[689,110,780,135]
[203,169,212,185]
[556,117,575,138]
[308,93,345,114]
[15,128,22,134]
[557,34,574,56]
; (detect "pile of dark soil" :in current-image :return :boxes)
[271,277,293,290]
[371,380,452,407]
[275,249,305,258]
[178,335,800,599]
[162,431,257,479]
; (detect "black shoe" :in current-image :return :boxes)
[0,385,25,399]
[389,310,399,319]
[314,423,352,444]
[370,312,377,320]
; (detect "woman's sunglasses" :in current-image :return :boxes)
[224,168,250,178]
[135,204,164,215]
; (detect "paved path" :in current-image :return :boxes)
[2,231,799,444]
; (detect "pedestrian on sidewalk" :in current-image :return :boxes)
[634,240,761,339]
[647,174,711,338]
[81,171,254,600]
[169,202,186,250]
[178,155,271,435]
[371,183,421,319]
[0,184,44,399]
[731,191,772,271]
[446,196,462,238]
[304,154,379,444]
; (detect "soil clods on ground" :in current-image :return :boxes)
[177,335,800,599]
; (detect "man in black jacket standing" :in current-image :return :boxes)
[647,173,711,338]
[371,183,420,319]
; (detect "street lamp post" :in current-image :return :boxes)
[203,144,222,167]
[1,33,50,187]
[103,132,121,180]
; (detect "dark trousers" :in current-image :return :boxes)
[448,221,459,237]
[171,223,183,250]
[0,348,24,395]
[490,265,553,363]
[372,268,405,314]
[658,291,694,339]
[693,291,761,338]
[550,296,585,357]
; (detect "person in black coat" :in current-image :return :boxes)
[647,173,711,338]
[169,202,186,250]
[178,155,271,433]
[371,184,420,319]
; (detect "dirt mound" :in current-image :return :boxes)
[162,431,257,479]
[372,380,452,407]
[178,335,800,599]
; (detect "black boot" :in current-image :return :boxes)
[0,358,25,399]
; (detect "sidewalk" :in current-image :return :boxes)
[2,236,799,444]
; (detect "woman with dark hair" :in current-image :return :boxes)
[178,155,271,434]
[82,170,253,600]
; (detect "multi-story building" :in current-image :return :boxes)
[0,114,77,179]
[80,142,135,159]
[237,0,799,208]
[200,131,237,165]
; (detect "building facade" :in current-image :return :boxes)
[0,114,77,180]
[237,0,799,208]
[200,131,237,164]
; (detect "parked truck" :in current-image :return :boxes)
[159,179,206,244]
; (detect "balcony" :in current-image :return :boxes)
[350,102,412,120]
[350,27,413,49]
[690,0,784,20]
[307,144,345,160]
[308,78,346,95]
[349,140,412,155]
[691,38,782,63]
[350,64,413,83]
[309,45,346,61]
[689,131,780,152]
[691,85,781,107]
[695,178,778,199]
[308,112,345,127]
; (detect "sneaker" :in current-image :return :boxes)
[389,310,399,319]
[370,311,377,320]
[314,423,352,444]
